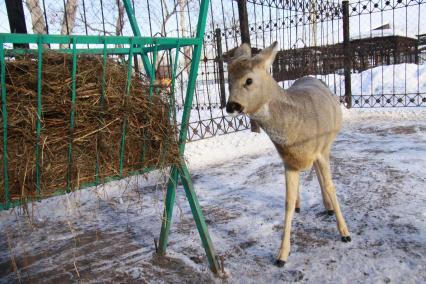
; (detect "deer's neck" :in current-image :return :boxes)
[249,81,295,146]
[250,79,290,122]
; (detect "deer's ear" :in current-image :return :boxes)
[234,43,252,58]
[223,43,251,63]
[254,41,278,70]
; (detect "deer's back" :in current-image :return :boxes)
[286,77,342,133]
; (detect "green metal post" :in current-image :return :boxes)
[95,41,108,184]
[0,41,10,209]
[158,0,219,274]
[177,0,208,154]
[148,45,156,98]
[140,45,156,165]
[119,41,134,176]
[35,40,43,197]
[66,38,78,192]
[157,46,180,251]
[179,162,219,274]
[158,165,179,253]
[122,0,153,79]
[169,46,180,125]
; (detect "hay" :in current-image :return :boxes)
[0,52,180,203]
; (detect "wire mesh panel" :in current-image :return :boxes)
[0,0,213,206]
[0,34,195,208]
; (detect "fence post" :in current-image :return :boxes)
[342,0,352,108]
[237,0,260,133]
[5,0,29,49]
[215,28,227,108]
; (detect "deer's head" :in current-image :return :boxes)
[225,42,278,116]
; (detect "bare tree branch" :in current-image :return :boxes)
[159,0,180,37]
[115,0,125,36]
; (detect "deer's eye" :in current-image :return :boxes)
[245,78,253,86]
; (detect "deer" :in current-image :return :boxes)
[225,42,351,267]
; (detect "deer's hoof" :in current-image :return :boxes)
[341,236,352,243]
[295,208,300,213]
[327,210,334,216]
[275,259,286,267]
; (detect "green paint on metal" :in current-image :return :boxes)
[35,40,43,197]
[158,165,179,254]
[140,44,157,165]
[119,41,134,176]
[0,41,10,209]
[0,33,200,47]
[149,46,157,98]
[158,0,220,273]
[5,44,196,57]
[95,42,108,184]
[177,0,209,155]
[0,165,157,211]
[122,0,153,79]
[179,162,220,274]
[66,38,78,192]
[159,47,180,166]
[170,46,180,123]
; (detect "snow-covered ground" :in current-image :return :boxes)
[1,108,426,283]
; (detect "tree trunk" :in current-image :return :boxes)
[60,0,78,48]
[115,0,125,36]
[25,0,47,35]
[179,0,191,73]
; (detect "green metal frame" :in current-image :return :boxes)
[0,0,219,274]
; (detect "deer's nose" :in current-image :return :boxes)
[226,101,243,114]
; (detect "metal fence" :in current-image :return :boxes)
[187,0,426,140]
[3,0,426,141]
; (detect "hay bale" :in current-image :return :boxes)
[0,52,179,203]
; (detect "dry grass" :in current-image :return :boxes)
[0,52,179,204]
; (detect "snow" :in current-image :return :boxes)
[1,107,425,283]
[350,27,418,41]
[277,63,426,103]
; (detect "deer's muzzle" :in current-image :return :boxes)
[226,101,243,114]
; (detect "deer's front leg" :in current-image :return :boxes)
[276,168,300,267]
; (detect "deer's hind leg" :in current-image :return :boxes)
[315,155,351,242]
[276,167,300,266]
[314,160,334,214]
[295,183,301,213]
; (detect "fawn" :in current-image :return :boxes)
[225,42,351,266]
